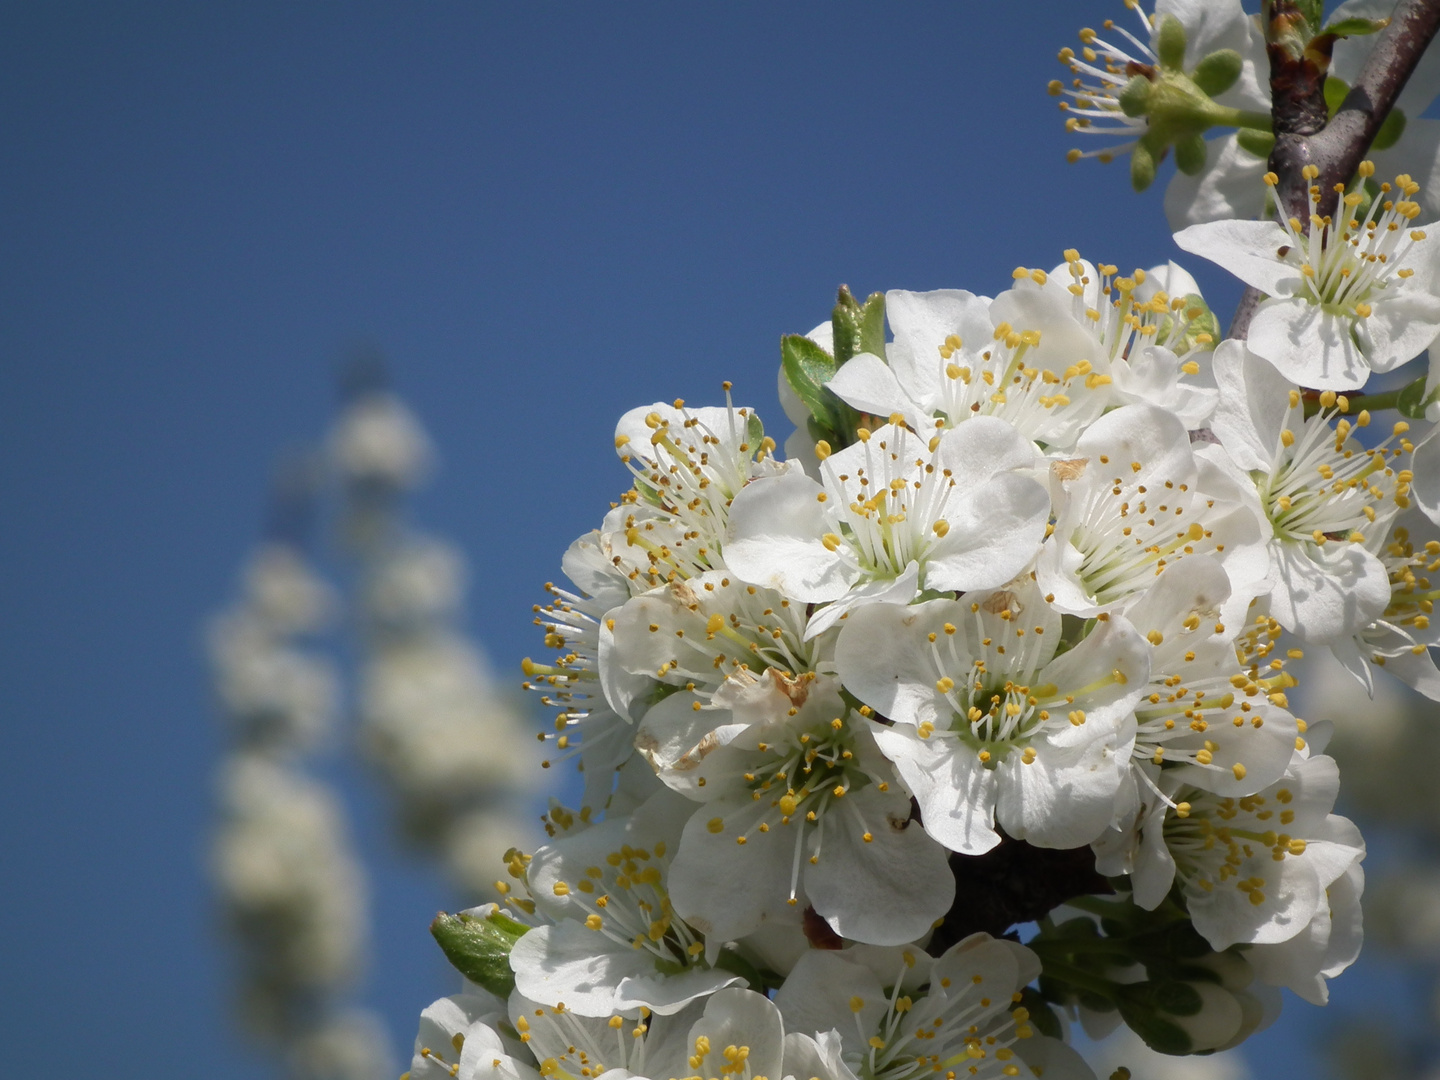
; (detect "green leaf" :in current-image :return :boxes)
[1191,49,1242,97]
[1324,76,1350,118]
[1018,987,1064,1039]
[782,333,840,427]
[1373,106,1407,151]
[1321,16,1390,38]
[713,948,764,989]
[746,410,765,453]
[430,908,529,998]
[1398,373,1431,419]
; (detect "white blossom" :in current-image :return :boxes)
[1176,168,1440,389]
[1208,341,1405,642]
[835,581,1149,854]
[638,672,954,949]
[776,935,1095,1080]
[725,419,1050,638]
[509,790,744,1017]
[1095,753,1364,955]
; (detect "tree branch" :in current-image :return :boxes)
[1230,0,1440,339]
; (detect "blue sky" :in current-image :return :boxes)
[0,2,1398,1076]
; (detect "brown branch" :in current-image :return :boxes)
[1230,0,1440,339]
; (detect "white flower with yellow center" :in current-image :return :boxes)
[524,509,677,816]
[1176,166,1440,390]
[634,672,952,950]
[408,991,535,1080]
[613,396,781,575]
[834,581,1149,855]
[608,571,830,709]
[1038,402,1268,619]
[508,987,790,1080]
[510,790,744,1017]
[776,935,1095,1080]
[724,419,1050,639]
[823,287,1114,451]
[1209,342,1408,642]
[1098,753,1365,953]
[1329,524,1440,699]
[1121,556,1300,801]
[1009,256,1220,429]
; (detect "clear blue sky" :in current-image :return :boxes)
[1,2,1397,1076]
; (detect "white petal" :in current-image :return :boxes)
[725,470,851,602]
[1210,340,1295,471]
[826,352,916,421]
[1164,133,1268,230]
[1248,299,1369,390]
[872,723,1002,855]
[806,786,954,945]
[925,473,1050,592]
[1173,219,1298,295]
[1269,542,1391,643]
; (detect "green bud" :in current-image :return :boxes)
[1174,134,1208,176]
[832,286,886,366]
[1118,75,1153,118]
[1156,14,1188,71]
[1191,48,1242,97]
[1131,140,1158,192]
[1018,988,1065,1039]
[1373,107,1407,151]
[1152,980,1204,1016]
[1119,1003,1193,1055]
[430,907,530,998]
[1235,128,1275,159]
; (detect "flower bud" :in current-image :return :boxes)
[1155,14,1187,71]
[1191,48,1243,97]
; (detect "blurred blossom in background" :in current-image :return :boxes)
[3,2,1439,1078]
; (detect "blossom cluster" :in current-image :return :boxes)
[406,145,1440,1073]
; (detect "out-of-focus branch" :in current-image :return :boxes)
[1230,0,1440,339]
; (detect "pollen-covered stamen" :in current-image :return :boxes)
[1054,11,1158,162]
[541,839,708,971]
[1258,395,1407,546]
[1132,605,1299,782]
[1357,527,1440,662]
[929,312,1109,444]
[1062,455,1221,607]
[850,971,1036,1080]
[615,391,773,573]
[920,599,1109,765]
[520,1003,654,1080]
[1057,254,1212,361]
[1161,785,1313,902]
[613,574,821,700]
[525,584,630,769]
[734,710,890,902]
[820,425,971,582]
[1266,164,1430,316]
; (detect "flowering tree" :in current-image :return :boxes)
[359,2,1440,1077]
